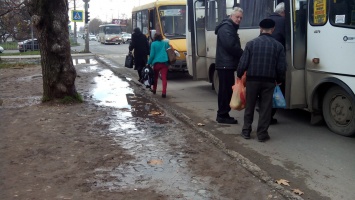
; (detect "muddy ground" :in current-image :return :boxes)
[0,58,289,200]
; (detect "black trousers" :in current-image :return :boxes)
[137,68,143,80]
[217,69,235,118]
[135,57,147,81]
[243,81,275,138]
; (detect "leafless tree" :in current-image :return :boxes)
[88,18,102,35]
[0,0,33,41]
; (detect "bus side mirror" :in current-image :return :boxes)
[150,29,156,40]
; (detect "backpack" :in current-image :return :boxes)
[141,65,154,88]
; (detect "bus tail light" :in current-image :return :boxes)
[312,58,320,64]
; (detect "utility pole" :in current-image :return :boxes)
[74,0,77,44]
[31,19,34,51]
[83,0,90,53]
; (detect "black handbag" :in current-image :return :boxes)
[124,52,134,68]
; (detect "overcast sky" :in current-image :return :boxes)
[69,0,154,27]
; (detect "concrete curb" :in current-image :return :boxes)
[0,53,94,60]
[94,55,304,200]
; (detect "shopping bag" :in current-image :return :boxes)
[124,52,134,68]
[272,85,286,108]
[166,47,176,65]
[230,78,246,111]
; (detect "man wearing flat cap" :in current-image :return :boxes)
[236,18,286,142]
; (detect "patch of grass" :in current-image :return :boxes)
[1,51,41,56]
[0,61,38,69]
[42,96,50,102]
[0,41,18,50]
[70,42,80,47]
[60,93,83,104]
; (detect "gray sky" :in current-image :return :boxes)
[69,0,154,27]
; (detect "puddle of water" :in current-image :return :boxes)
[91,69,133,109]
[17,74,42,81]
[84,67,222,199]
[72,58,98,65]
[77,65,100,73]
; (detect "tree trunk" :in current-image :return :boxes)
[27,0,77,100]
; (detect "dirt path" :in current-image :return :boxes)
[0,58,288,199]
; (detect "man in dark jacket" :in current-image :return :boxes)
[268,2,286,124]
[237,19,286,142]
[129,28,150,82]
[268,2,285,49]
[215,7,244,124]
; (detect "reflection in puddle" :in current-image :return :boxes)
[91,69,133,109]
[72,58,98,65]
[77,65,100,73]
[84,67,216,199]
[17,74,42,82]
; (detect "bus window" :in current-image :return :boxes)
[293,0,307,69]
[309,0,328,25]
[239,0,273,28]
[207,0,218,31]
[142,10,149,34]
[105,26,121,34]
[158,5,186,38]
[329,0,355,28]
[195,0,206,57]
[137,11,142,31]
[132,13,137,30]
[226,0,235,17]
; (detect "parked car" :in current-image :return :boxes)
[18,39,40,52]
[89,34,96,41]
[121,33,131,44]
[0,45,4,53]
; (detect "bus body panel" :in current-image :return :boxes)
[238,29,261,49]
[205,31,216,60]
[288,69,307,108]
[307,23,355,75]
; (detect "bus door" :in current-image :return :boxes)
[148,8,156,41]
[286,0,308,108]
[188,0,207,79]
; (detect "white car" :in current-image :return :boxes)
[89,35,96,41]
[0,45,4,53]
[121,33,131,44]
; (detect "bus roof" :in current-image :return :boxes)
[132,0,186,12]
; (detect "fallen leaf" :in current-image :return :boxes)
[291,189,304,195]
[197,123,205,126]
[276,179,290,186]
[147,159,163,165]
[149,111,162,116]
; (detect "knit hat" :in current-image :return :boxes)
[259,19,275,29]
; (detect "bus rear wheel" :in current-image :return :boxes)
[213,70,219,95]
[322,86,355,136]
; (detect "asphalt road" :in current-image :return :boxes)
[72,38,355,200]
